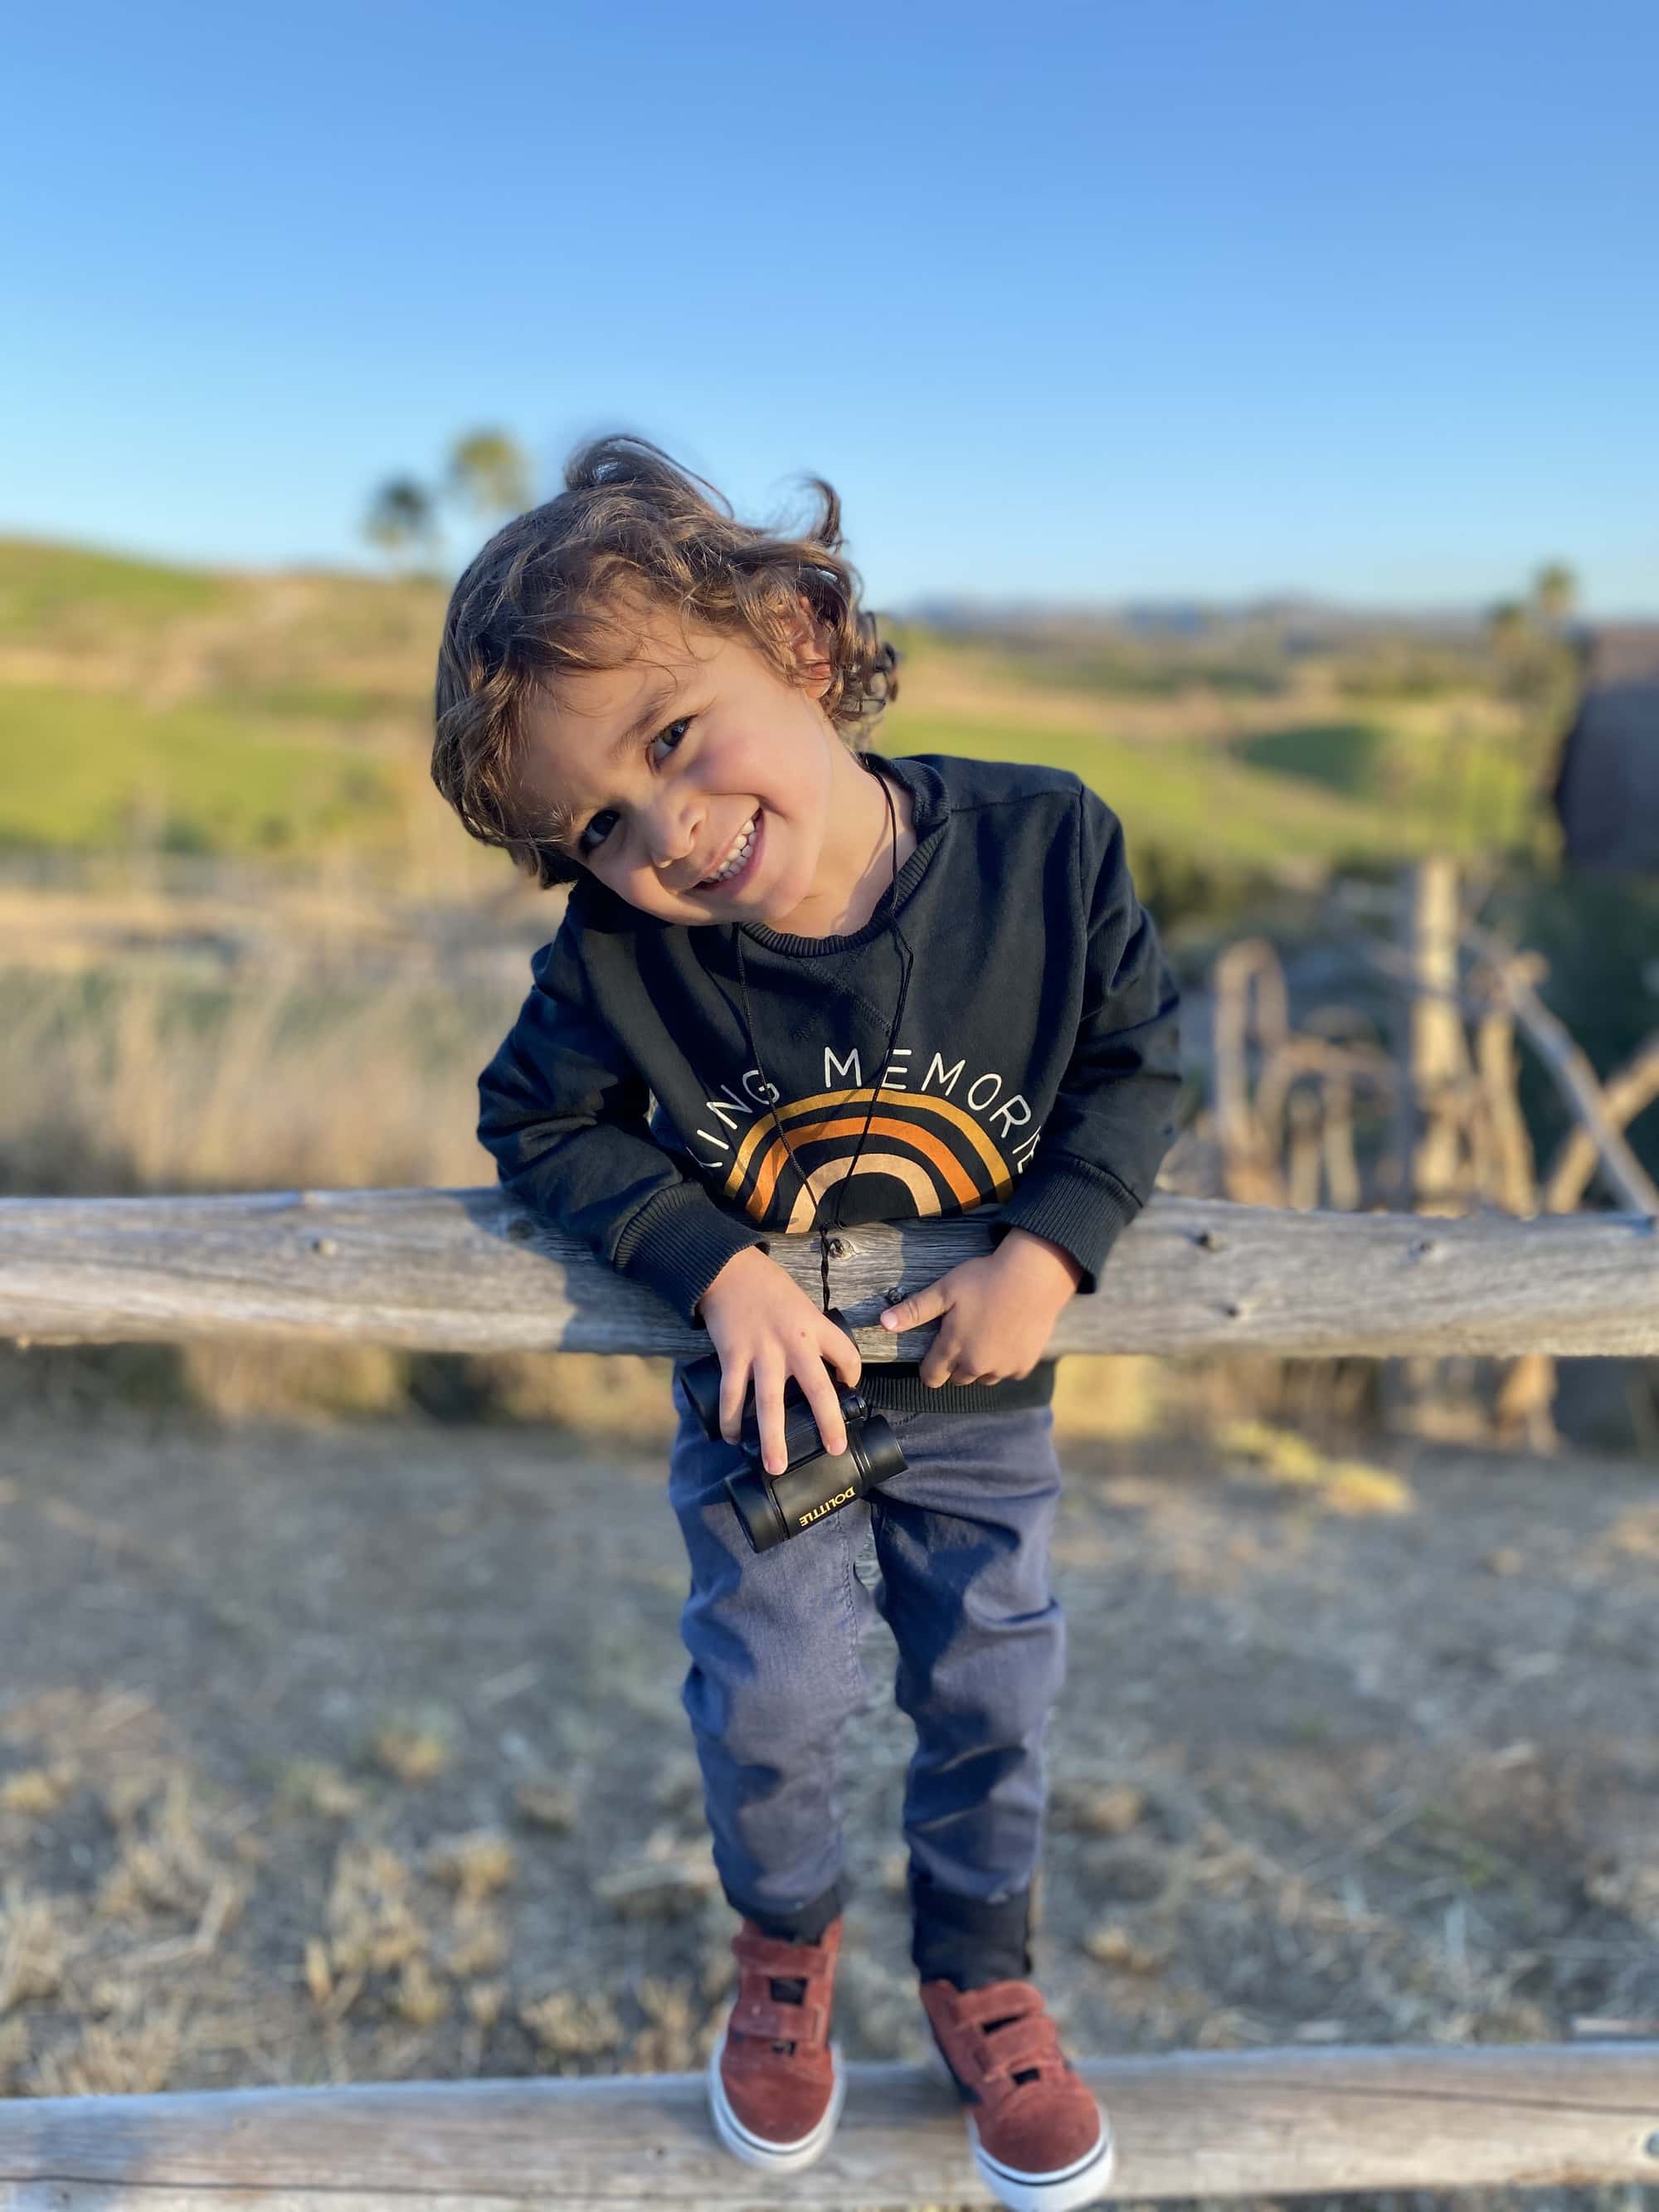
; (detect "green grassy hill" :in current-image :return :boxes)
[0,540,446,868]
[0,537,1564,907]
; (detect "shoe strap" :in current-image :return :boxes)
[949,1978,1044,2029]
[731,1990,830,2048]
[731,1923,837,2050]
[732,1926,834,1977]
[975,2016,1063,2086]
[936,1981,1064,2090]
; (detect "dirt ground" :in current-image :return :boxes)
[2,1401,1657,2146]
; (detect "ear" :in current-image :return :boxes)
[785,594,834,700]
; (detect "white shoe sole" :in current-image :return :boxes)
[707,2025,847,2173]
[927,2035,1117,2210]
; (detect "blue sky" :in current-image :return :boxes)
[5,1,1656,615]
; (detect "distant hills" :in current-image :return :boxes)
[899,594,1490,647]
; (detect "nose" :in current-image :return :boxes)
[645,795,702,876]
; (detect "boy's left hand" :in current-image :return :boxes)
[877,1228,1084,1388]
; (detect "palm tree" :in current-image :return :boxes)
[362,478,438,571]
[445,430,533,523]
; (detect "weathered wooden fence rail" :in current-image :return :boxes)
[2,1186,1657,1358]
[2,2042,1657,2208]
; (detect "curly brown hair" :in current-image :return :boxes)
[431,431,902,890]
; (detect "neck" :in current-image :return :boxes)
[771,751,916,938]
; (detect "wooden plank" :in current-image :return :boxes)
[1406,855,1468,1214]
[1,2044,1656,2207]
[2,1188,1657,1359]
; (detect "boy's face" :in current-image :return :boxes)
[514,596,849,928]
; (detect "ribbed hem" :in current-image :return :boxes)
[992,1157,1143,1296]
[613,1184,771,1329]
[858,1359,1056,1417]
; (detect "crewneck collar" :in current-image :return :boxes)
[734,749,947,959]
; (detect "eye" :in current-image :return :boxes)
[576,717,693,857]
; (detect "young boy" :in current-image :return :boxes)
[433,433,1181,2211]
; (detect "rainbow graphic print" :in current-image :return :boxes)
[684,1048,1042,1232]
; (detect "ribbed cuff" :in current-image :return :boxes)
[613,1183,771,1328]
[858,1360,1057,1417]
[991,1157,1142,1296]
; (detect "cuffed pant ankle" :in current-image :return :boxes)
[909,1864,1033,1987]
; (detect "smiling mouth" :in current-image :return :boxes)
[695,810,761,892]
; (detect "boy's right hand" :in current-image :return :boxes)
[693,1247,862,1478]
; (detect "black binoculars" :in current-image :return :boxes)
[678,1308,907,1553]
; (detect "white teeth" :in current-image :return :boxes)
[700,814,757,887]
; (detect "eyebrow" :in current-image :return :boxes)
[541,679,678,853]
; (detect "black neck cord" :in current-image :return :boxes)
[734,758,913,1317]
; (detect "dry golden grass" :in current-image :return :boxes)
[0,1675,719,2093]
[5,956,489,1191]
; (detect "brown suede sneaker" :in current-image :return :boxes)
[708,1914,846,2173]
[920,1975,1115,2211]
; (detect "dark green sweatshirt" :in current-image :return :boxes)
[476,748,1182,1416]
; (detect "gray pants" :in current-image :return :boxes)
[667,1364,1067,1955]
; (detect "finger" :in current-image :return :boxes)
[822,1323,861,1391]
[797,1360,850,1460]
[880,1278,950,1331]
[752,1355,788,1478]
[718,1360,752,1446]
[919,1337,957,1389]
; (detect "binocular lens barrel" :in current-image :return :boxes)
[674,1337,908,1554]
[727,1412,904,1552]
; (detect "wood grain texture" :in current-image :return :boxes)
[2,1188,1657,1359]
[1,2044,1656,2206]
